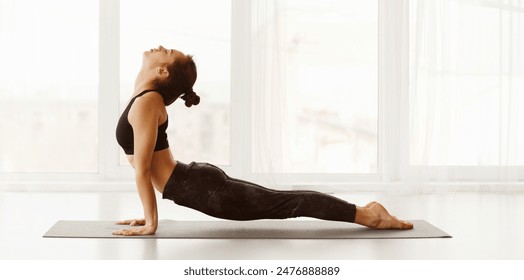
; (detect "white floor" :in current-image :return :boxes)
[1,190,523,260]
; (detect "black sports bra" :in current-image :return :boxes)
[116,90,169,155]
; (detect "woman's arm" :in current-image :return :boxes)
[112,94,162,236]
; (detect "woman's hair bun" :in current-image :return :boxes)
[181,90,200,107]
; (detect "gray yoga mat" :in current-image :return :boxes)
[43,219,451,239]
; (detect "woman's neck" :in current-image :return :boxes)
[133,71,156,96]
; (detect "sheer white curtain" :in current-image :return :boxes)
[402,0,524,191]
[250,0,292,188]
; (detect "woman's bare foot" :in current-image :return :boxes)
[355,201,413,230]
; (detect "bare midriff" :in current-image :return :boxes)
[126,148,177,194]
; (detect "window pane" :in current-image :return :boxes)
[264,0,378,173]
[119,0,231,165]
[409,0,524,166]
[0,0,99,172]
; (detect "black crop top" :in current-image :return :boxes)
[116,90,169,155]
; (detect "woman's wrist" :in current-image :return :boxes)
[145,220,157,226]
[145,221,158,229]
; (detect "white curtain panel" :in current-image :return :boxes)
[250,0,293,188]
[404,0,524,191]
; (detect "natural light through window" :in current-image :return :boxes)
[284,0,378,173]
[252,0,378,174]
[0,0,98,173]
[408,0,524,166]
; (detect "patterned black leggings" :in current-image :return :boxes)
[162,161,356,223]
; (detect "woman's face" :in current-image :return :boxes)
[142,45,183,68]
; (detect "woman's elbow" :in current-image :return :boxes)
[134,167,151,179]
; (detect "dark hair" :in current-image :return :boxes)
[154,54,199,107]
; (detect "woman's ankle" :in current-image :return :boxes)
[354,206,379,227]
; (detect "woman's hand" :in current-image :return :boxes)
[113,219,156,236]
[115,219,146,226]
[112,225,157,236]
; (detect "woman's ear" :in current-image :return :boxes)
[156,66,169,79]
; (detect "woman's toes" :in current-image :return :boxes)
[390,215,413,230]
[402,221,414,229]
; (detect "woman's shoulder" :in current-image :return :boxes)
[133,91,164,108]
[128,91,165,121]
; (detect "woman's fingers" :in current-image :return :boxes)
[129,219,146,226]
[113,229,136,236]
[112,229,132,236]
[112,226,155,236]
[115,219,135,225]
[115,219,145,225]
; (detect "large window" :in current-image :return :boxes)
[0,0,98,173]
[283,0,378,173]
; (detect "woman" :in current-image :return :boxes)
[113,45,413,236]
